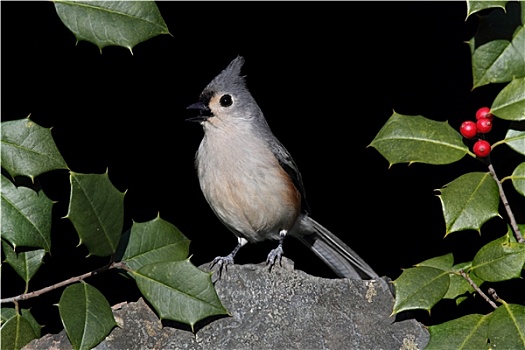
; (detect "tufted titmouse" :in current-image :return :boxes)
[187,56,378,279]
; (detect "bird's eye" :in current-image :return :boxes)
[219,94,233,107]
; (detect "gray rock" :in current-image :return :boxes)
[24,258,428,350]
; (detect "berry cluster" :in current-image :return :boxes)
[459,107,494,158]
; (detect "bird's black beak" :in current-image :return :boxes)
[186,101,212,122]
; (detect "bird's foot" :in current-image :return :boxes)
[210,254,234,281]
[266,244,283,271]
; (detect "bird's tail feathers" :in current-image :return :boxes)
[297,216,379,280]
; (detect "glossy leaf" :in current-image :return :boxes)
[466,1,521,54]
[466,1,508,19]
[428,302,525,349]
[0,308,41,341]
[437,172,500,235]
[416,254,479,306]
[488,302,525,348]
[133,260,229,330]
[19,309,41,339]
[472,25,525,88]
[0,117,68,180]
[442,262,483,305]
[0,308,15,324]
[0,313,37,350]
[392,266,450,315]
[1,175,52,251]
[491,77,525,121]
[416,253,454,270]
[471,233,525,282]
[121,216,190,272]
[426,313,489,349]
[369,113,468,166]
[53,0,171,52]
[1,241,45,287]
[505,162,525,197]
[58,283,117,350]
[65,171,125,257]
[500,128,525,156]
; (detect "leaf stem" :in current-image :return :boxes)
[459,269,498,310]
[487,163,524,243]
[0,261,129,304]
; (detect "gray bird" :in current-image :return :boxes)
[187,56,378,279]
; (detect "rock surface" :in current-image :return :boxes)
[24,258,429,350]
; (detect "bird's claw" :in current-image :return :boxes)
[266,245,283,271]
[210,255,234,280]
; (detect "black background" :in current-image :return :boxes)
[2,1,524,334]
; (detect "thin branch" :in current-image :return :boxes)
[459,269,498,310]
[487,288,501,303]
[0,261,129,304]
[488,163,524,243]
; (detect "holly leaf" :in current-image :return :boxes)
[472,25,525,89]
[369,113,468,166]
[466,1,508,19]
[437,172,500,235]
[1,175,52,251]
[120,216,191,272]
[65,171,125,257]
[0,308,40,338]
[58,283,117,350]
[487,301,525,348]
[133,260,229,331]
[499,127,525,156]
[427,302,525,349]
[505,162,525,197]
[1,241,45,289]
[53,0,171,53]
[442,262,483,305]
[491,77,525,121]
[416,253,454,270]
[426,313,489,349]
[391,266,450,315]
[471,233,525,282]
[1,117,68,181]
[0,312,38,350]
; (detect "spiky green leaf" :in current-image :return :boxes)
[466,1,508,19]
[1,241,45,286]
[500,128,525,156]
[416,253,454,270]
[472,25,525,88]
[58,283,117,350]
[491,77,525,121]
[369,113,468,166]
[65,172,125,257]
[426,313,489,349]
[133,260,229,330]
[0,175,52,251]
[392,266,450,315]
[437,172,500,235]
[428,302,525,349]
[1,308,41,339]
[442,262,483,306]
[121,216,190,272]
[507,162,525,197]
[53,0,170,52]
[471,233,525,282]
[0,313,37,350]
[488,302,525,348]
[1,117,68,180]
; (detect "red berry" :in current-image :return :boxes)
[473,140,491,157]
[476,118,492,133]
[476,107,493,120]
[460,121,477,139]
